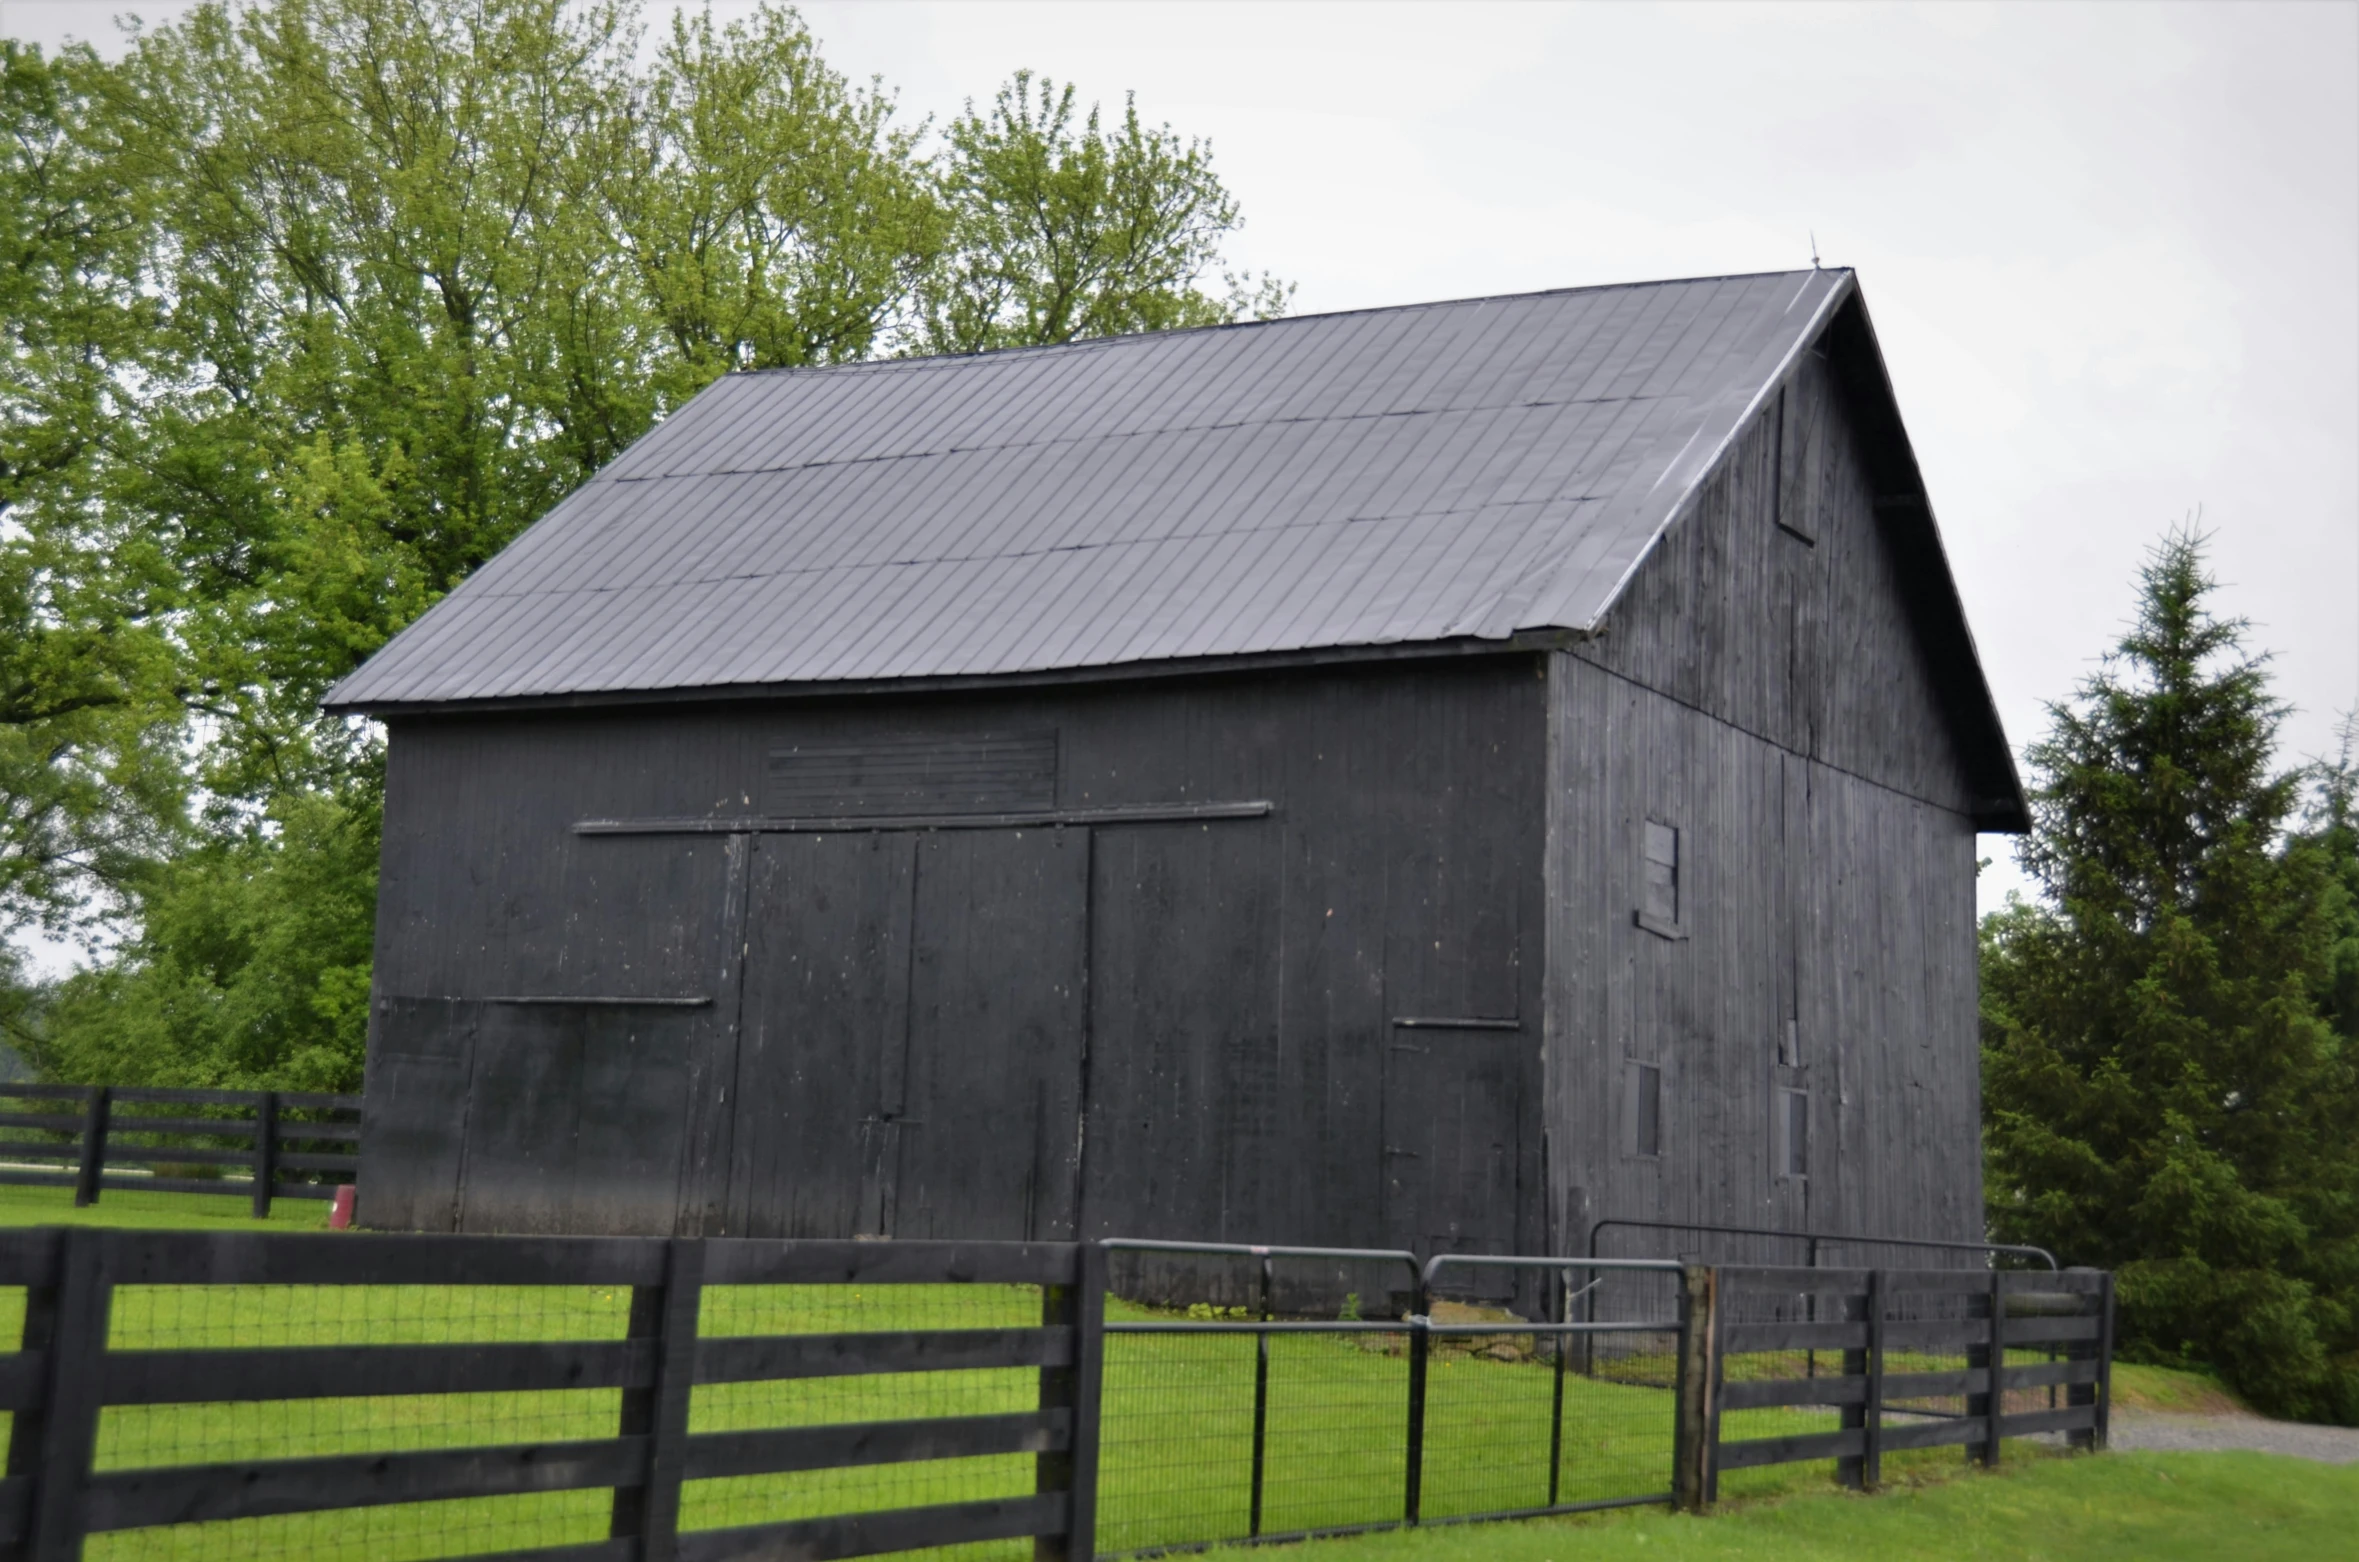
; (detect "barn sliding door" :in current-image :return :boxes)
[727,827,1089,1240]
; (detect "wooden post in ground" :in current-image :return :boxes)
[71,1087,110,1208]
[1045,1241,1106,1562]
[25,1227,112,1561]
[610,1236,704,1559]
[1036,1242,1105,1561]
[251,1090,280,1220]
[1673,1264,1718,1512]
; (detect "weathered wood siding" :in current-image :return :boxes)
[361,659,1548,1259]
[1544,343,1985,1258]
[1569,345,1975,817]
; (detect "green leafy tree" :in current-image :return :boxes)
[4,1,1287,1092]
[0,40,187,937]
[1982,530,2359,1422]
[923,70,1288,354]
[32,789,378,1090]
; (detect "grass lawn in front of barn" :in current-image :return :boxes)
[1198,1448,2356,1562]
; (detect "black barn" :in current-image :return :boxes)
[329,269,2025,1265]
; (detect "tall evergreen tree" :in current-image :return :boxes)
[1983,529,2359,1422]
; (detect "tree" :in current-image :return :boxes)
[922,70,1288,354]
[0,41,187,937]
[1982,529,2359,1422]
[2,1,1287,1092]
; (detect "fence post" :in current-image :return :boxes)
[1672,1264,1717,1513]
[1403,1280,1431,1524]
[25,1227,112,1561]
[1060,1242,1106,1562]
[1863,1268,1885,1489]
[251,1090,281,1220]
[1036,1242,1099,1561]
[1836,1268,1866,1490]
[72,1086,111,1208]
[1248,1250,1273,1537]
[1545,1270,1568,1509]
[1975,1270,2005,1467]
[610,1237,704,1559]
[2092,1272,2115,1452]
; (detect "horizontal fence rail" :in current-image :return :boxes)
[1701,1264,2114,1499]
[0,1223,2115,1558]
[1588,1217,2059,1272]
[0,1084,360,1218]
[2,1227,1102,1562]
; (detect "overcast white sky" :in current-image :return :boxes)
[7,0,2358,927]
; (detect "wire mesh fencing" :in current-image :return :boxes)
[17,1229,1092,1562]
[1416,1256,1682,1522]
[1093,1242,1688,1557]
[1,1227,2112,1559]
[91,1275,638,1562]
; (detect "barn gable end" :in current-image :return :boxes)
[1542,294,1990,1262]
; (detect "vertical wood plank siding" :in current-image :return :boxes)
[1545,345,1984,1261]
[364,659,1548,1261]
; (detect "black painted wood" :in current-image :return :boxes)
[69,1090,107,1209]
[101,1340,657,1406]
[685,1411,1068,1482]
[1713,1428,1864,1472]
[1716,1376,1868,1410]
[1064,1241,1106,1559]
[675,1493,1066,1562]
[701,1240,1078,1287]
[611,1238,703,1558]
[25,1229,107,1561]
[82,1437,646,1531]
[95,1230,670,1288]
[694,1327,1075,1385]
[1872,1417,1986,1454]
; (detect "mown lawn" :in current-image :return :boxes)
[1212,1449,2358,1562]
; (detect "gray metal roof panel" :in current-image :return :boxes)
[330,270,1891,707]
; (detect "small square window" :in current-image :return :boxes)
[1631,1062,1664,1159]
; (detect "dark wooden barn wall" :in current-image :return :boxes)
[362,659,1549,1259]
[1568,345,1975,818]
[1543,343,1986,1261]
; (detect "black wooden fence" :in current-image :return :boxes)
[0,1225,2111,1561]
[0,1084,360,1217]
[6,1226,1100,1561]
[1697,1264,2114,1502]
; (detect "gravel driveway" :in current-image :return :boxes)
[2110,1409,2359,1463]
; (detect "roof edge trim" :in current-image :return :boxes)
[1569,270,1858,635]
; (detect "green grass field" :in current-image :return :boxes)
[0,1186,2170,1562]
[1206,1450,2358,1562]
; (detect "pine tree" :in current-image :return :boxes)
[1982,529,2359,1422]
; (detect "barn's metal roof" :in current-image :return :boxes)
[326,269,1865,707]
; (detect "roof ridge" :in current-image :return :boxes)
[744,267,1852,380]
